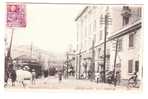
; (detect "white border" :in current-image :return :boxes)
[0,0,147,99]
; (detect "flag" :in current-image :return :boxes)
[7,3,26,27]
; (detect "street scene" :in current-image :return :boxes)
[4,2,143,91]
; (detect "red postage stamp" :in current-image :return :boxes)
[6,3,26,27]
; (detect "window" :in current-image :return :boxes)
[93,34,96,42]
[118,39,122,51]
[88,9,92,14]
[93,20,97,32]
[99,31,102,41]
[116,63,121,72]
[106,49,110,56]
[137,8,142,17]
[122,6,131,26]
[84,16,87,38]
[85,26,87,37]
[81,20,84,38]
[100,14,103,27]
[81,20,83,27]
[128,60,133,73]
[97,62,99,72]
[135,61,139,72]
[123,16,129,26]
[93,6,97,9]
[89,24,91,35]
[129,33,134,48]
[98,48,101,59]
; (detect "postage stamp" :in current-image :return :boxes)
[6,3,26,27]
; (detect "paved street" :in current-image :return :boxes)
[5,76,142,91]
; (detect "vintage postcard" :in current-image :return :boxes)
[4,2,143,92]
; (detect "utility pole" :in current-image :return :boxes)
[30,43,33,59]
[5,28,14,85]
[76,54,78,79]
[66,52,69,78]
[103,14,108,83]
[113,39,119,86]
[78,50,81,79]
[91,38,95,80]
[100,12,111,83]
[29,43,33,69]
[8,28,14,58]
[7,28,14,69]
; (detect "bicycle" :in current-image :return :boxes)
[127,74,138,88]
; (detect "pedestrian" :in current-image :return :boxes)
[100,71,104,82]
[115,71,121,85]
[88,70,91,79]
[95,72,100,83]
[64,70,67,79]
[32,69,36,84]
[113,73,117,87]
[58,71,62,82]
[10,69,17,86]
[44,70,48,78]
[133,72,138,85]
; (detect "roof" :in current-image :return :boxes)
[75,6,88,21]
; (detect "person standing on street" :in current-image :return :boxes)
[58,70,62,83]
[10,69,17,86]
[96,72,100,83]
[32,69,36,85]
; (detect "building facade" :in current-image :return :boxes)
[75,5,143,83]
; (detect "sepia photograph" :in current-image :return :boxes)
[4,2,143,91]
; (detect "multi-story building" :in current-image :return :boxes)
[75,5,143,84]
[11,44,65,72]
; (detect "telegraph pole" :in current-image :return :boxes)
[113,39,119,86]
[30,43,33,59]
[91,38,95,80]
[5,28,14,85]
[7,28,14,58]
[76,54,78,79]
[103,14,108,83]
[100,12,111,83]
[7,28,14,69]
[66,52,69,78]
[78,50,81,79]
[29,43,33,70]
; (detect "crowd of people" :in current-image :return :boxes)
[5,67,36,87]
[4,62,65,87]
[4,61,138,88]
[79,70,121,86]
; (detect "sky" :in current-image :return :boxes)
[6,4,85,55]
